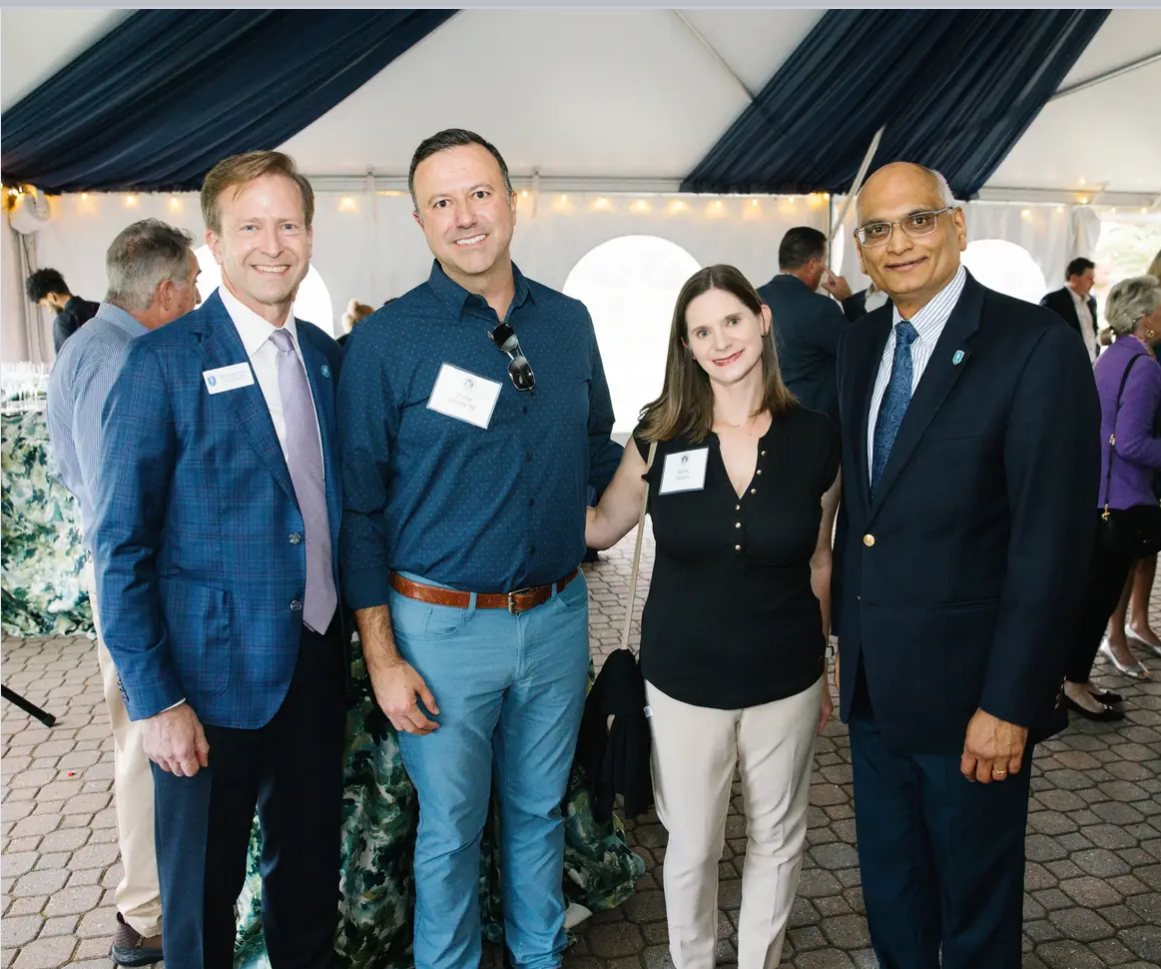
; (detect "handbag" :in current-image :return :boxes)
[1099,353,1161,557]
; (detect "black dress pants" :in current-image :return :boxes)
[1065,514,1136,683]
[151,623,346,969]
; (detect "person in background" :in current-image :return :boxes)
[26,267,101,354]
[1040,257,1099,363]
[46,219,201,967]
[337,298,375,349]
[1065,275,1161,704]
[757,226,860,423]
[587,263,839,969]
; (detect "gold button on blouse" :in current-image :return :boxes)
[735,544,742,551]
[735,522,742,529]
[863,534,875,547]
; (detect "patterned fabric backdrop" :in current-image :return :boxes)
[1,410,92,637]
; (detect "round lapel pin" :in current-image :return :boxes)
[321,364,331,378]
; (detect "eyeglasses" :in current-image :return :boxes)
[489,321,535,393]
[855,207,956,247]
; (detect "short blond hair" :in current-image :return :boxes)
[200,151,314,234]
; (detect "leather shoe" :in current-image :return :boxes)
[1064,694,1125,722]
[112,913,163,967]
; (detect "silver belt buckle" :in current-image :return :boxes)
[507,587,534,614]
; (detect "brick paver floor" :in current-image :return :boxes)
[3,528,1161,969]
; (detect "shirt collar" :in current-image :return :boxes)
[892,264,967,343]
[95,302,149,339]
[218,283,300,357]
[426,259,534,321]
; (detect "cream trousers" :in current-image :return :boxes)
[646,677,822,969]
[84,561,162,937]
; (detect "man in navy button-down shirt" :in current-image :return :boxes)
[337,129,621,969]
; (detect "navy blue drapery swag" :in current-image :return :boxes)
[1,10,457,193]
[682,10,1109,198]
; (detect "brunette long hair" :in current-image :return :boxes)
[638,264,796,444]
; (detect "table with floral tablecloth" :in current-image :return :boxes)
[2,409,644,968]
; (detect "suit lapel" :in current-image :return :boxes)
[298,328,342,549]
[852,311,893,517]
[193,294,296,505]
[868,275,984,518]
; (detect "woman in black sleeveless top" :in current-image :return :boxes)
[587,265,840,969]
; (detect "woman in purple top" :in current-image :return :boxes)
[1065,275,1161,719]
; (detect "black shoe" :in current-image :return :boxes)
[1088,689,1124,705]
[1064,695,1125,722]
[112,913,163,967]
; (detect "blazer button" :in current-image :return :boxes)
[863,534,875,547]
[290,599,303,612]
[289,532,303,545]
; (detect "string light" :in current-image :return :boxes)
[1078,196,1089,205]
[591,197,611,211]
[168,196,182,212]
[1056,206,1064,213]
[521,190,529,198]
[668,200,686,214]
[124,195,138,207]
[81,193,89,201]
[629,199,651,214]
[338,196,357,212]
[1021,209,1032,219]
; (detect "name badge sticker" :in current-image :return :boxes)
[426,363,503,430]
[658,448,710,494]
[202,363,255,395]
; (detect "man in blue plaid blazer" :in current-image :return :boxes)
[93,151,346,969]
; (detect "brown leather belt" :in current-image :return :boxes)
[389,569,579,615]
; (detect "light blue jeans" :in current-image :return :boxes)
[390,571,591,969]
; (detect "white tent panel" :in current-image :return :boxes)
[984,10,1161,196]
[278,9,821,180]
[0,9,128,111]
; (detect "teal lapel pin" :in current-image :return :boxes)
[952,350,965,366]
[321,364,331,379]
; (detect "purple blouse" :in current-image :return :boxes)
[1094,335,1161,510]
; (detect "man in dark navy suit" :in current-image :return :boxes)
[832,162,1100,969]
[1040,256,1100,363]
[757,226,862,423]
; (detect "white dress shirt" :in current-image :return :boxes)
[867,265,967,476]
[1070,286,1097,363]
[218,285,325,473]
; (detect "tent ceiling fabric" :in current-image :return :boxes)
[279,9,823,180]
[681,9,1110,198]
[984,9,1161,194]
[0,10,457,193]
[1,8,1156,200]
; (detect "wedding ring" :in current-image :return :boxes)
[992,768,1007,777]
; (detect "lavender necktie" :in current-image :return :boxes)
[271,328,336,633]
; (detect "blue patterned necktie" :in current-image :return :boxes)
[271,328,337,633]
[871,321,919,497]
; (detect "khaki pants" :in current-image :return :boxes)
[646,677,822,969]
[84,561,163,937]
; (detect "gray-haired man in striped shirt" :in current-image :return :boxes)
[45,218,199,967]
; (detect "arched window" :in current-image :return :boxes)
[193,246,336,335]
[961,240,1047,305]
[563,236,701,434]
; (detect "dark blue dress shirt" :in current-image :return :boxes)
[338,260,622,607]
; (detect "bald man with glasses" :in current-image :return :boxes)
[831,162,1100,969]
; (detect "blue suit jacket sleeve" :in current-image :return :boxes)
[92,340,185,720]
[586,311,622,495]
[980,323,1101,725]
[336,322,397,611]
